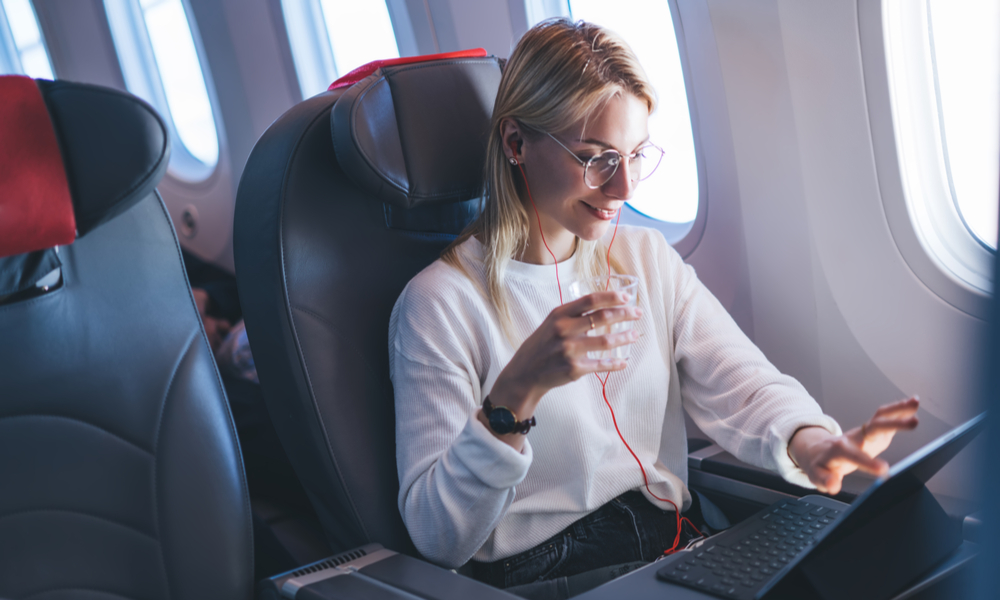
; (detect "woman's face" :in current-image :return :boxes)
[506,92,650,252]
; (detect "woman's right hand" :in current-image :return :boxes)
[480,290,642,447]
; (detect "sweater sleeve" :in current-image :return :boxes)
[660,239,842,489]
[389,278,532,568]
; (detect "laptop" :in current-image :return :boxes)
[657,412,986,600]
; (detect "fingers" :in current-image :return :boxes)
[589,305,643,330]
[864,414,919,437]
[552,291,641,338]
[808,437,890,495]
[560,290,631,317]
[850,401,919,446]
[574,355,629,377]
[826,437,889,477]
[575,328,640,354]
[852,412,918,458]
[802,402,917,495]
[873,397,920,420]
[847,397,920,452]
[810,465,839,495]
[556,330,637,379]
[560,306,642,337]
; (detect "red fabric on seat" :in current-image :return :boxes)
[327,48,489,91]
[0,75,75,258]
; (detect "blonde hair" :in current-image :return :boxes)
[442,18,656,340]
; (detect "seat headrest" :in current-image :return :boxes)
[0,76,75,258]
[331,56,503,209]
[327,48,487,91]
[0,76,169,259]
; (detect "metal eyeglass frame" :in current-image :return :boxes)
[544,132,665,189]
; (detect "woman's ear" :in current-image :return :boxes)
[500,118,524,164]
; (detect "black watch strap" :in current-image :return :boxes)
[483,396,536,435]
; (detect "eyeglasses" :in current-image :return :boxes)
[545,132,665,189]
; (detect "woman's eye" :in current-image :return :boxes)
[589,151,619,166]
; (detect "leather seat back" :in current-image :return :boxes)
[0,77,253,600]
[234,56,502,556]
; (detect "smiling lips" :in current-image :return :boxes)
[582,201,622,221]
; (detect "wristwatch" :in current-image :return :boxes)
[483,396,536,435]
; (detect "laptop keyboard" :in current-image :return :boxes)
[656,498,840,599]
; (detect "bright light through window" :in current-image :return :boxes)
[0,0,54,78]
[320,0,399,77]
[928,0,1000,250]
[281,0,401,99]
[525,0,569,28]
[568,0,698,224]
[139,0,218,167]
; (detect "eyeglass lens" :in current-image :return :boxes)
[585,146,665,188]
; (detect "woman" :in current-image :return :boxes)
[388,18,918,597]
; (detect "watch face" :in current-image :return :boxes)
[488,405,517,435]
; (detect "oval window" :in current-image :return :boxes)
[281,0,400,99]
[883,0,997,295]
[105,0,220,179]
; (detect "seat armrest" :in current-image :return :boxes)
[258,544,520,600]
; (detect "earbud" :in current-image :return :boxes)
[509,158,518,165]
[509,140,519,165]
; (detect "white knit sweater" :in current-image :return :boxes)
[388,226,841,568]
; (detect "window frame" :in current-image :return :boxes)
[104,0,223,183]
[280,0,337,100]
[861,0,992,318]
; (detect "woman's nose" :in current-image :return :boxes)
[602,158,637,199]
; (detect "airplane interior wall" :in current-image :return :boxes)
[24,0,988,503]
[678,0,987,501]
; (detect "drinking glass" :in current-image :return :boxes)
[566,274,639,360]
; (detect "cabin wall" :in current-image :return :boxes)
[679,0,986,499]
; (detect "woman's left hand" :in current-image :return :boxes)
[788,397,920,495]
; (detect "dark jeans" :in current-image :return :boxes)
[471,491,716,592]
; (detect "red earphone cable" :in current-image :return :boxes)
[515,160,702,555]
[517,160,563,304]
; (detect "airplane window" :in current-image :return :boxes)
[105,0,220,178]
[281,0,400,99]
[926,0,1000,250]
[882,0,997,296]
[0,0,54,78]
[321,1,399,78]
[527,0,700,227]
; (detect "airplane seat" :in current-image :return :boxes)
[0,76,253,599]
[233,56,502,558]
